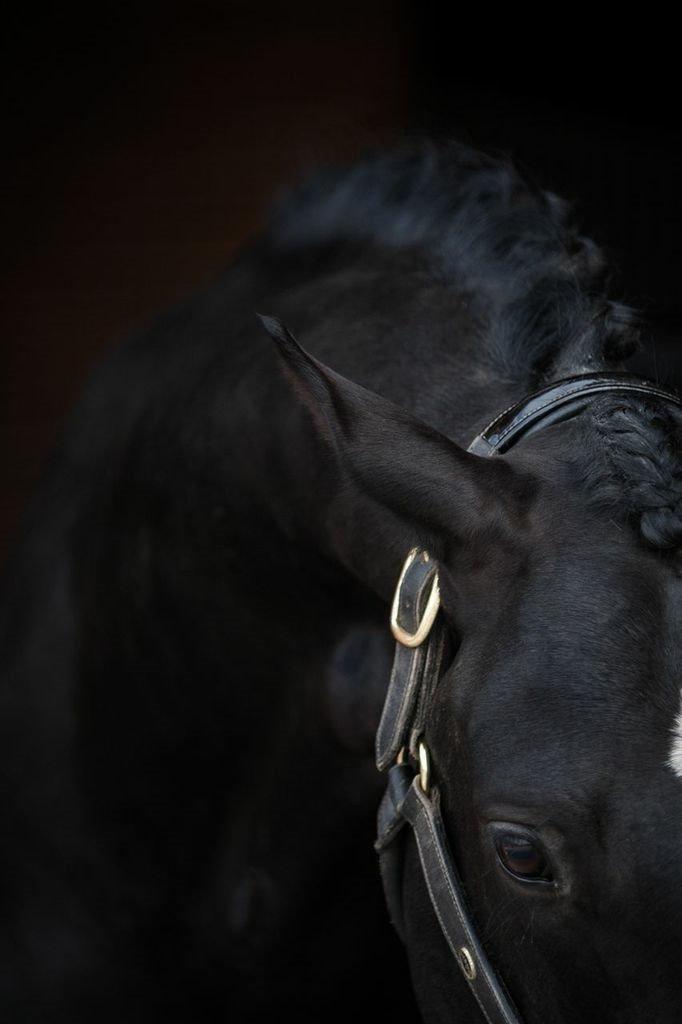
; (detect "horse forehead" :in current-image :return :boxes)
[459,558,679,788]
[482,548,665,675]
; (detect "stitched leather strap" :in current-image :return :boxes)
[375,763,412,940]
[376,766,522,1024]
[375,548,520,1023]
[376,553,445,770]
[467,372,681,456]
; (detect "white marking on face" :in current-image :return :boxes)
[667,707,682,779]
[665,580,682,779]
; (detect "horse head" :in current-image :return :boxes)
[263,314,682,1024]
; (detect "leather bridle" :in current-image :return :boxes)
[374,373,682,1024]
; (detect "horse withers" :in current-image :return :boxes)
[0,143,680,1023]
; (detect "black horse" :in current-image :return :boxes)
[1,142,681,1023]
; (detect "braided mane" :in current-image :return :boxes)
[582,398,682,551]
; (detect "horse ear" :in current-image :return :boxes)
[259,315,532,589]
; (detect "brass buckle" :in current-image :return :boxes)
[418,740,431,795]
[396,740,431,795]
[390,547,440,648]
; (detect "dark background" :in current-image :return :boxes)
[3,5,681,564]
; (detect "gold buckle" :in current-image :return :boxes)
[396,740,431,795]
[390,548,441,648]
[418,740,431,794]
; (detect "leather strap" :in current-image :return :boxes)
[376,766,522,1024]
[375,549,519,1024]
[467,372,681,456]
[376,552,445,770]
[375,763,412,941]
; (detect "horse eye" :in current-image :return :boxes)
[494,831,553,884]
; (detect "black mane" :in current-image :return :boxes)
[581,397,682,551]
[267,141,639,382]
[268,141,680,552]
